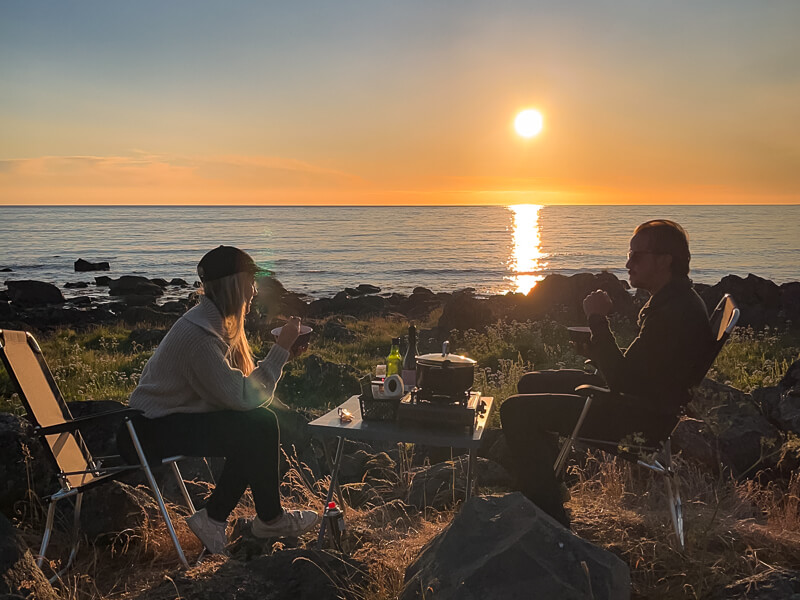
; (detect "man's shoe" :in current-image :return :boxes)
[186,508,228,554]
[251,509,320,539]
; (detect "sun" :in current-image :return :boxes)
[514,109,544,138]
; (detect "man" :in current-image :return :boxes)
[499,220,714,527]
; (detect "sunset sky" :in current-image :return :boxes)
[1,1,799,206]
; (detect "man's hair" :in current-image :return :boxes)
[633,219,691,277]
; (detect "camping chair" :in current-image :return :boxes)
[552,294,740,550]
[0,329,195,581]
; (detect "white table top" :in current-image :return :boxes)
[307,395,494,449]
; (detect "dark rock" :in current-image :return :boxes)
[74,258,110,272]
[403,289,444,320]
[67,401,128,459]
[689,379,781,476]
[150,278,169,288]
[135,548,366,600]
[159,300,188,313]
[5,280,65,305]
[67,296,92,306]
[671,417,723,472]
[699,273,787,329]
[80,480,160,544]
[401,493,630,600]
[356,284,381,294]
[253,276,308,319]
[710,567,800,600]
[413,286,435,296]
[307,294,388,319]
[0,267,12,272]
[752,359,800,436]
[0,513,59,599]
[320,318,356,343]
[407,456,512,510]
[0,301,14,319]
[514,272,636,324]
[169,278,189,287]
[438,291,493,334]
[0,413,56,517]
[119,294,158,307]
[64,281,89,289]
[122,306,179,327]
[108,276,163,297]
[94,276,112,286]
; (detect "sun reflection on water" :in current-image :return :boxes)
[508,204,546,295]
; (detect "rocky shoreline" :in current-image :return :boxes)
[2,270,799,335]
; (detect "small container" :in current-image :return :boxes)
[323,501,345,551]
[359,394,401,421]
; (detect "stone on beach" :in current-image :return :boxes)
[0,513,60,600]
[5,280,65,305]
[74,258,110,272]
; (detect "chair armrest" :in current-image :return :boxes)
[574,384,612,397]
[35,408,142,436]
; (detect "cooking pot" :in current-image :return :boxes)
[416,341,476,401]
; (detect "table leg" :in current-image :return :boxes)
[465,449,477,500]
[317,436,345,550]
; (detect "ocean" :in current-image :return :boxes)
[1,205,798,301]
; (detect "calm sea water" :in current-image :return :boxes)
[1,205,798,301]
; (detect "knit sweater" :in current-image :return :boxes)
[129,297,290,418]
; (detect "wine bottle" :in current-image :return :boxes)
[401,325,418,391]
[386,337,402,377]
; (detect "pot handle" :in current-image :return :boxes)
[442,340,449,357]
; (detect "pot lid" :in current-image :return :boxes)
[416,341,476,366]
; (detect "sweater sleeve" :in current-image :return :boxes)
[187,340,289,411]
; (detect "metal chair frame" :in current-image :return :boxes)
[552,293,740,550]
[0,329,195,582]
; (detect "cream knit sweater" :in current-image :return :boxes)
[129,297,290,418]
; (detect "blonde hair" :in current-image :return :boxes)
[199,272,255,375]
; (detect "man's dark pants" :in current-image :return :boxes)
[500,369,669,525]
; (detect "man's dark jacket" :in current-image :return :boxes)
[587,276,714,417]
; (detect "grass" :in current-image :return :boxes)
[2,315,800,599]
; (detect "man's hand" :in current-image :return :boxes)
[583,290,613,318]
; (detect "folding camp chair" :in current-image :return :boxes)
[0,329,195,581]
[552,294,740,550]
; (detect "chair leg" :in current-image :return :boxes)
[37,497,58,570]
[554,395,593,478]
[169,461,196,514]
[125,419,190,569]
[661,439,685,551]
[48,492,84,583]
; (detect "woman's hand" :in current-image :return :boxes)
[276,316,301,352]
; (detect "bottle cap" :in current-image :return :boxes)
[392,337,401,344]
[327,501,337,509]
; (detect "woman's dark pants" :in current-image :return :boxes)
[122,408,282,523]
[500,369,665,526]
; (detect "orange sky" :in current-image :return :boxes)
[2,2,799,206]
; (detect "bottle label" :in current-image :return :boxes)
[402,369,416,391]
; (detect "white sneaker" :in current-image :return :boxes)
[186,508,228,554]
[251,509,320,539]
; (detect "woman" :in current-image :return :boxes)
[125,245,318,554]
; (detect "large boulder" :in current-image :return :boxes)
[699,274,786,329]
[108,276,163,297]
[253,276,308,319]
[438,290,493,334]
[0,413,55,517]
[133,548,366,600]
[5,280,65,305]
[0,513,60,600]
[689,379,781,476]
[80,480,161,545]
[407,456,513,510]
[74,258,110,272]
[514,272,636,324]
[401,493,630,600]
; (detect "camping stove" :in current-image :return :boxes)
[397,389,486,433]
